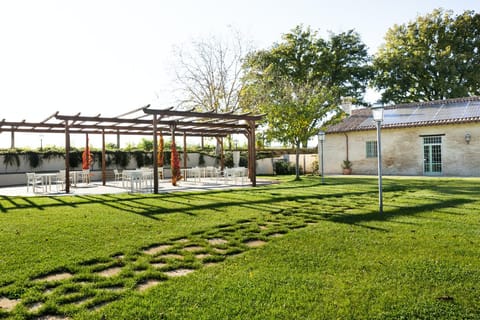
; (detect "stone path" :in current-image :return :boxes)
[0,202,332,319]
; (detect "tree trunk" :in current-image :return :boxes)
[295,142,301,180]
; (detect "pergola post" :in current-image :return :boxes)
[170,123,176,185]
[101,129,106,186]
[183,132,187,169]
[10,128,15,149]
[65,120,71,193]
[116,129,120,149]
[152,116,159,194]
[247,120,257,187]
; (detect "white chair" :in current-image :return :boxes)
[141,169,154,191]
[81,169,90,184]
[122,170,132,188]
[56,170,72,191]
[54,171,65,191]
[113,169,122,181]
[26,172,44,193]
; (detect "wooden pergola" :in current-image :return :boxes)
[0,106,263,194]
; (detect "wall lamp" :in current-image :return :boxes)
[465,133,471,144]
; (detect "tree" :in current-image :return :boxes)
[241,25,371,179]
[137,138,154,152]
[173,28,249,113]
[373,9,480,104]
[173,28,251,157]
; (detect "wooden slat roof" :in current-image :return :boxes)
[0,106,263,137]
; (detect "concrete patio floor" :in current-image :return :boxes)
[0,178,272,197]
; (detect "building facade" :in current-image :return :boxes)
[324,97,480,177]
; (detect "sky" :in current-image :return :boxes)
[0,0,478,148]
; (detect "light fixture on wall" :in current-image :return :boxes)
[465,133,471,144]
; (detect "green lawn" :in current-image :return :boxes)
[0,176,479,319]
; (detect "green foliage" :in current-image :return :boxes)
[113,151,130,168]
[106,142,119,150]
[274,160,296,175]
[137,138,154,152]
[68,151,82,168]
[311,159,319,174]
[164,151,172,167]
[42,150,65,161]
[373,9,480,103]
[171,141,181,183]
[132,151,153,168]
[242,25,370,178]
[24,151,42,169]
[198,153,205,166]
[3,153,20,169]
[341,159,353,169]
[224,152,248,168]
[133,151,145,168]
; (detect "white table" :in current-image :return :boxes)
[182,168,202,183]
[35,173,58,192]
[122,169,153,192]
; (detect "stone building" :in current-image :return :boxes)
[324,97,480,177]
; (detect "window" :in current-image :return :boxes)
[366,141,377,158]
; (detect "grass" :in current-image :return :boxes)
[0,176,479,319]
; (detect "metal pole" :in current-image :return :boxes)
[321,140,324,184]
[376,121,383,213]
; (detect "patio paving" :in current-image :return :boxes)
[0,178,271,197]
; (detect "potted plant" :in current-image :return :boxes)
[341,160,352,175]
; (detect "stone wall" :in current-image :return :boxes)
[323,123,480,176]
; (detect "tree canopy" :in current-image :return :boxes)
[373,9,480,104]
[241,25,370,178]
[172,29,248,113]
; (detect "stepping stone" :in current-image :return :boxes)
[144,245,172,255]
[28,302,43,313]
[159,254,184,260]
[208,238,228,245]
[35,272,73,282]
[101,286,124,292]
[164,269,195,277]
[96,266,122,277]
[245,240,266,248]
[73,296,93,306]
[203,262,218,268]
[137,280,161,292]
[268,233,284,238]
[183,245,204,252]
[151,262,167,269]
[0,297,20,312]
[195,254,212,260]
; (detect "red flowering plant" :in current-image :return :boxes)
[157,133,164,167]
[170,140,182,186]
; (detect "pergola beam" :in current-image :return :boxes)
[1,105,263,193]
[143,106,263,121]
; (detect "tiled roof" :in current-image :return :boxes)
[327,96,480,133]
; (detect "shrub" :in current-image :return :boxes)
[25,152,42,169]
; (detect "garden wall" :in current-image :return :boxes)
[0,152,318,187]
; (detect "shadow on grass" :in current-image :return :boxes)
[0,177,478,226]
[323,198,475,231]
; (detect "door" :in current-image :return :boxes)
[423,136,442,175]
